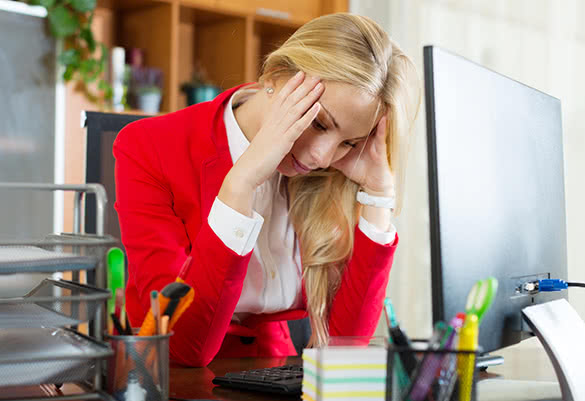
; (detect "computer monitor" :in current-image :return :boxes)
[424,46,568,355]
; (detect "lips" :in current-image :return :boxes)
[291,154,312,174]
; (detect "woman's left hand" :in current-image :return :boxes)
[331,116,395,196]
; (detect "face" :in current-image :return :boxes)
[274,81,382,177]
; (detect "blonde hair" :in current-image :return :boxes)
[260,13,420,346]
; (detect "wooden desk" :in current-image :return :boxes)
[5,338,562,400]
[170,356,299,401]
[169,338,562,401]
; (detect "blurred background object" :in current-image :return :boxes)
[181,62,221,106]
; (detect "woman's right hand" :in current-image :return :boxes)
[219,71,324,216]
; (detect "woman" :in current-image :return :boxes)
[114,13,419,367]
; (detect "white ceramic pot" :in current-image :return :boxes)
[137,92,161,114]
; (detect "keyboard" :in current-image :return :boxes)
[212,364,303,396]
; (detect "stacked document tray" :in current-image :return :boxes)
[0,279,110,329]
[0,328,111,386]
[0,236,116,393]
[0,245,97,274]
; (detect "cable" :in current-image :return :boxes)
[567,282,585,288]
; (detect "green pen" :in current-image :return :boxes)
[106,247,125,317]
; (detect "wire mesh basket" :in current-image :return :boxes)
[0,245,98,275]
[0,327,113,386]
[386,342,478,401]
[0,279,110,329]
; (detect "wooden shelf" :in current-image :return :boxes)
[94,0,348,113]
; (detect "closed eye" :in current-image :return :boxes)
[343,141,357,148]
[312,119,327,131]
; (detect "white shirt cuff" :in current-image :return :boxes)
[358,216,397,245]
[208,197,264,255]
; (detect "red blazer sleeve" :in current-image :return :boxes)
[114,120,250,367]
[328,227,398,337]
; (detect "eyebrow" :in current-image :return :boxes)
[319,103,377,142]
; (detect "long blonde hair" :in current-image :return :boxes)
[260,13,420,346]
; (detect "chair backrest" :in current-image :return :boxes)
[288,317,312,356]
[83,111,149,238]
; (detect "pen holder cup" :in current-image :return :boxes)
[106,332,172,401]
[386,343,478,401]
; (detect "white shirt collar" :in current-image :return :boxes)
[223,90,253,164]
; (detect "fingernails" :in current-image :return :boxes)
[295,71,304,79]
[314,83,323,92]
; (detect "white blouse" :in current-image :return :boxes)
[207,90,396,320]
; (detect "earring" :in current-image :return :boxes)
[265,87,274,95]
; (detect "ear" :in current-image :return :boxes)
[263,77,277,92]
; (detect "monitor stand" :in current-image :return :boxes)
[476,353,505,371]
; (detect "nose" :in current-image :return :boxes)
[309,137,337,169]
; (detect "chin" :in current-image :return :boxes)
[276,165,298,177]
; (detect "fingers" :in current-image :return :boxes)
[288,102,321,142]
[282,81,323,129]
[274,71,306,106]
[284,75,321,109]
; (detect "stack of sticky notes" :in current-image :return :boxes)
[302,346,387,401]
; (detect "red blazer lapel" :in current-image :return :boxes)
[199,84,249,219]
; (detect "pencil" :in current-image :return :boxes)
[161,315,169,335]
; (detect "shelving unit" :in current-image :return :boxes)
[0,183,118,400]
[95,0,348,112]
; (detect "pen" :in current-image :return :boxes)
[151,291,160,335]
[406,321,450,400]
[435,313,465,401]
[111,313,125,336]
[177,256,193,283]
[383,298,411,395]
[457,314,478,401]
[389,324,417,376]
[106,247,125,334]
[138,282,193,336]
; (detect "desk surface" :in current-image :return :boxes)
[169,338,561,401]
[4,338,561,401]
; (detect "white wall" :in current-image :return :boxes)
[351,0,585,337]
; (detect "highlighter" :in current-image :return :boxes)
[457,314,479,401]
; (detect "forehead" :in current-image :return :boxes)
[319,81,380,138]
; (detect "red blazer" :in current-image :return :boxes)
[113,85,398,367]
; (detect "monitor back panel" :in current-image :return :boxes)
[424,46,568,352]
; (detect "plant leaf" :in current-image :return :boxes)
[48,5,79,38]
[58,48,80,66]
[80,28,96,52]
[63,65,75,81]
[70,0,96,13]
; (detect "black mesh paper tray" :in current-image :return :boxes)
[0,279,110,329]
[0,245,97,274]
[0,327,112,386]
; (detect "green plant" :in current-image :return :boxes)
[136,85,162,96]
[180,62,213,92]
[22,0,112,104]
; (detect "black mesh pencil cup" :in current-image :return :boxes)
[386,342,478,401]
[106,332,173,401]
